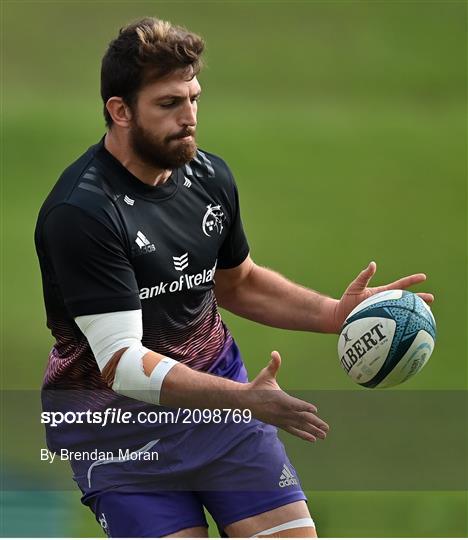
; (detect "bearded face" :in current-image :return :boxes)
[129,112,197,170]
[125,71,201,171]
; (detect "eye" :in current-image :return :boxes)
[160,101,176,109]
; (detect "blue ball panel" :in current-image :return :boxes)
[413,296,437,329]
[406,312,436,340]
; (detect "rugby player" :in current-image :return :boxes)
[35,17,434,538]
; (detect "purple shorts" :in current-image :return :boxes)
[71,342,306,536]
[85,422,306,537]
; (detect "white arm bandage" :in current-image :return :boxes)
[75,310,178,404]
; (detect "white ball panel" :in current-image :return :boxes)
[376,330,435,389]
[346,290,404,320]
[338,317,396,384]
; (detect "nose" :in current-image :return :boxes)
[180,100,197,128]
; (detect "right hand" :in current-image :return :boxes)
[245,351,329,443]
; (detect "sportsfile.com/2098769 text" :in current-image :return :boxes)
[41,408,253,428]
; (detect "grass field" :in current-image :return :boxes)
[2,0,467,537]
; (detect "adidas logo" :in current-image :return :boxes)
[173,252,189,271]
[184,177,192,188]
[135,231,156,254]
[278,464,298,488]
[98,513,109,533]
[135,231,150,248]
[124,195,135,206]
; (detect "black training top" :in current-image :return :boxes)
[35,139,249,450]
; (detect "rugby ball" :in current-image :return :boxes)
[338,290,436,388]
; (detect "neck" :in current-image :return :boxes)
[104,130,172,186]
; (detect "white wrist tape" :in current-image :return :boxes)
[148,357,180,402]
[112,344,178,405]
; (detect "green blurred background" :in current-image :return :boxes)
[2,0,466,536]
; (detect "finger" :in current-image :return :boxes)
[349,261,377,291]
[267,351,281,378]
[270,350,281,365]
[291,396,317,414]
[302,413,330,434]
[294,409,330,433]
[285,426,317,443]
[417,293,434,304]
[379,273,427,291]
[292,418,328,439]
[308,425,328,440]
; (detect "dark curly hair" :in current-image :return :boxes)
[101,17,205,127]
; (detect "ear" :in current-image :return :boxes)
[106,97,133,128]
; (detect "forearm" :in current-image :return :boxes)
[105,348,248,410]
[160,360,247,409]
[217,264,339,333]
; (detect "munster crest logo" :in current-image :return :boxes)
[202,204,224,237]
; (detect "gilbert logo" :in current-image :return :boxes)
[202,204,224,237]
[340,323,386,373]
[173,253,189,271]
[342,329,352,344]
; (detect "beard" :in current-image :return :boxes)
[129,118,197,170]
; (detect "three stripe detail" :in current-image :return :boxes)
[173,252,189,272]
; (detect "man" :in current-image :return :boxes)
[35,17,433,538]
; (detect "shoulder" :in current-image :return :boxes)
[184,148,236,186]
[36,142,122,237]
[183,149,241,212]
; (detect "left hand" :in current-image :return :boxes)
[333,261,434,332]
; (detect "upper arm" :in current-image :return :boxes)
[215,162,250,270]
[214,255,255,305]
[42,204,141,317]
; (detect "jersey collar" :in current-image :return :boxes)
[95,139,181,201]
